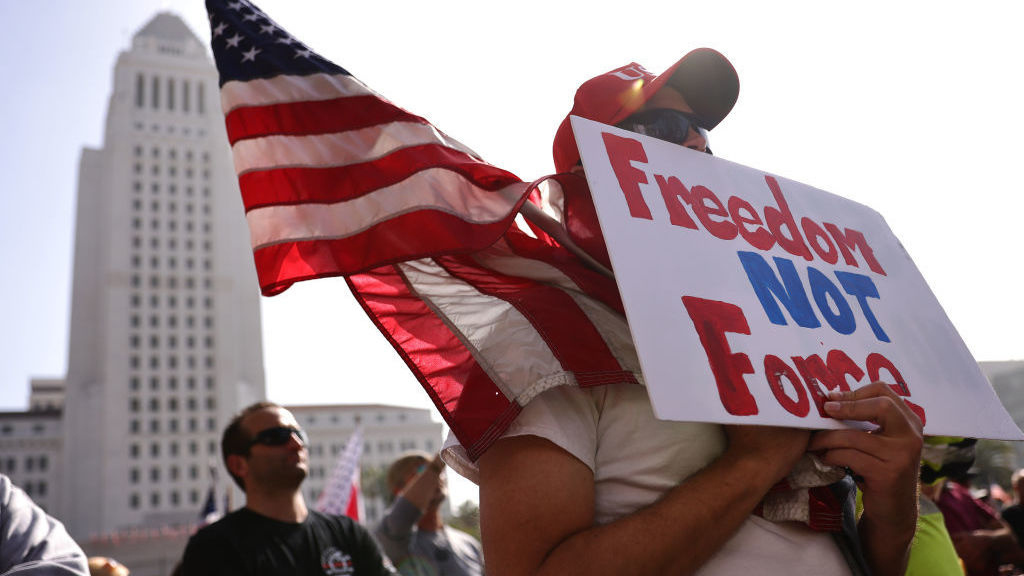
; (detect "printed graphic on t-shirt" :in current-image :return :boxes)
[320,547,355,576]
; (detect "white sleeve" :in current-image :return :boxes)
[442,384,600,484]
[0,475,89,576]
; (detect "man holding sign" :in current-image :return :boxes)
[441,50,923,576]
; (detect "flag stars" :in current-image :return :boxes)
[227,1,245,10]
[241,46,261,63]
[294,48,314,59]
[225,34,243,49]
[242,12,262,22]
[275,36,296,45]
[213,22,228,37]
[259,23,277,35]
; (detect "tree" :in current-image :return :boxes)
[447,500,481,541]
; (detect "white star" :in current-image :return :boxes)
[294,48,313,59]
[242,12,261,22]
[213,22,228,37]
[259,23,277,35]
[241,46,261,62]
[227,1,245,10]
[225,34,243,49]
[275,36,295,45]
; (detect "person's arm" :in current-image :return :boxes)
[374,497,420,568]
[0,476,89,576]
[808,381,925,576]
[477,425,810,576]
[375,455,444,566]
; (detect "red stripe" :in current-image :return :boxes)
[434,254,634,385]
[503,225,625,316]
[238,144,521,211]
[347,266,519,461]
[225,94,424,144]
[252,206,528,296]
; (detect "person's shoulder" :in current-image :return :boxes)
[307,510,363,532]
[189,509,251,543]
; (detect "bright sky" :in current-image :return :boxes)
[1,1,1022,502]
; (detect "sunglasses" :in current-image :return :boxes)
[248,426,308,449]
[617,108,712,154]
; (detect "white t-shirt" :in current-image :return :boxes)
[442,382,852,575]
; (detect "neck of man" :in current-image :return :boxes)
[245,488,309,523]
[416,504,444,532]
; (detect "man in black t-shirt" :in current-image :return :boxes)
[181,402,394,576]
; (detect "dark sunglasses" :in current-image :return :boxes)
[616,108,712,154]
[248,426,308,449]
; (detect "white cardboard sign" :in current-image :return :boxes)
[572,115,1022,440]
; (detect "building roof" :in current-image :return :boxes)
[134,12,202,45]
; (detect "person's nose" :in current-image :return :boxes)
[683,128,708,153]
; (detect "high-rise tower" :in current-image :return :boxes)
[60,12,265,539]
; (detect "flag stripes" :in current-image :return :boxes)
[207,0,644,459]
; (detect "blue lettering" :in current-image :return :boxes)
[808,267,856,335]
[738,251,820,329]
[835,271,890,343]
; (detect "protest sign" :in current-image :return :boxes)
[572,115,1022,440]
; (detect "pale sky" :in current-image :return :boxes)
[1,1,1022,502]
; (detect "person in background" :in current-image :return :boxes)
[181,401,394,576]
[375,452,482,576]
[0,473,89,575]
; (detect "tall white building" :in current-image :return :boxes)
[59,12,265,539]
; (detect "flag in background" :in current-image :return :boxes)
[198,464,223,525]
[205,0,640,461]
[316,428,364,519]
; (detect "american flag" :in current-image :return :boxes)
[316,428,363,519]
[206,0,641,460]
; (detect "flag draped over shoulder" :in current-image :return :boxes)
[205,0,641,460]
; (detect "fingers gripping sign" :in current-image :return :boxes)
[809,381,924,575]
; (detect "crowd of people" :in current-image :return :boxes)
[3,43,1021,576]
[2,399,1023,575]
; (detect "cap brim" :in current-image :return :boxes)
[649,48,739,130]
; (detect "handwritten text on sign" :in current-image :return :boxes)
[571,116,1021,439]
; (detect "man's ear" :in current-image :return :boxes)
[227,453,248,481]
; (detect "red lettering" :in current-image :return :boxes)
[690,185,738,240]
[792,354,852,417]
[823,223,887,276]
[602,132,652,220]
[764,355,809,416]
[801,217,839,265]
[866,352,925,425]
[682,296,758,416]
[826,349,865,388]
[728,196,775,250]
[653,175,698,229]
[763,176,813,261]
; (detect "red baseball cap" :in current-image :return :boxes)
[551,48,739,174]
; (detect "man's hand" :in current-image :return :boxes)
[808,381,924,576]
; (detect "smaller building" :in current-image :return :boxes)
[287,403,445,526]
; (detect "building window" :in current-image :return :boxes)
[136,73,145,108]
[130,468,139,483]
[167,78,175,111]
[183,80,190,112]
[150,492,160,508]
[198,82,205,114]
[151,75,160,109]
[130,493,140,509]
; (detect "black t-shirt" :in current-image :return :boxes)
[182,508,395,576]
